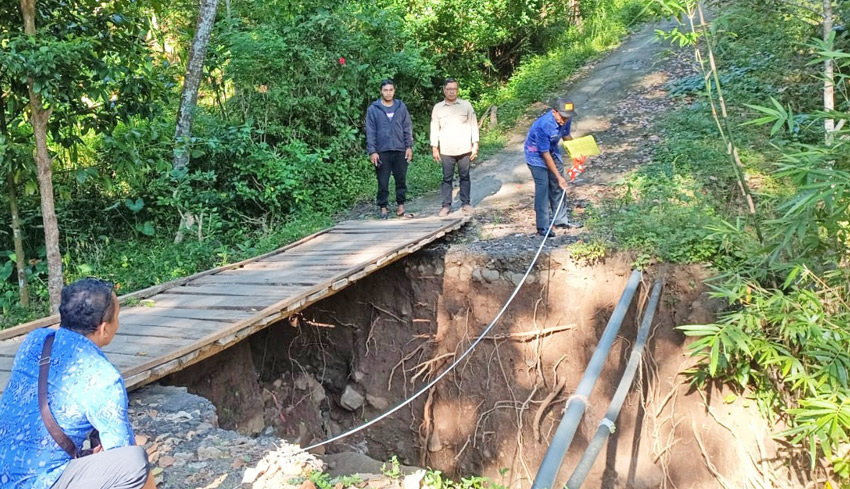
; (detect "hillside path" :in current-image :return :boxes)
[377,18,693,240]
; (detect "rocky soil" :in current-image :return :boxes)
[130,385,321,489]
[130,385,421,489]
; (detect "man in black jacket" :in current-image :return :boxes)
[365,79,414,219]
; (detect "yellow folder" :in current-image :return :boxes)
[563,135,601,158]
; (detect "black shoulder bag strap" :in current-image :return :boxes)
[38,332,81,459]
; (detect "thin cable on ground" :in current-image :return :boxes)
[304,190,568,451]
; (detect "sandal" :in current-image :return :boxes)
[396,205,415,219]
[378,208,389,220]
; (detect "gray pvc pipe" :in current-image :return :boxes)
[565,278,664,489]
[530,269,643,489]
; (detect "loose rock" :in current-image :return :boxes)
[366,394,389,411]
[340,385,366,411]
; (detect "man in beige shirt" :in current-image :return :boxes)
[430,78,479,216]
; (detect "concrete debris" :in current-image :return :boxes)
[403,470,427,489]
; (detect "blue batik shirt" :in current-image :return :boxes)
[0,327,135,489]
[524,111,572,168]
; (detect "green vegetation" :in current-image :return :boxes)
[0,0,651,325]
[292,456,510,489]
[579,0,850,482]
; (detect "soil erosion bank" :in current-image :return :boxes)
[163,242,793,489]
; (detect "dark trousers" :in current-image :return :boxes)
[440,153,471,208]
[375,151,408,208]
[528,162,569,233]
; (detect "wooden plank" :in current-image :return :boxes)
[290,235,407,246]
[206,272,342,285]
[164,284,306,298]
[120,307,255,322]
[330,229,445,235]
[298,233,392,245]
[328,226,449,235]
[278,247,397,257]
[274,248,385,257]
[116,313,235,329]
[118,322,223,339]
[190,274,322,287]
[139,294,278,310]
[247,256,362,266]
[105,333,201,349]
[0,371,10,392]
[221,267,352,280]
[102,352,150,369]
[0,356,13,370]
[235,260,350,270]
[198,267,345,280]
[332,218,455,228]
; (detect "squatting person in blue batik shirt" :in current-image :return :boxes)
[0,278,156,489]
[524,98,577,236]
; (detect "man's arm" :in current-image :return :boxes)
[541,151,567,190]
[430,105,441,162]
[365,106,377,156]
[402,103,414,162]
[365,107,381,165]
[468,101,480,160]
[86,376,135,450]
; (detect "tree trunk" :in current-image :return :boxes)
[20,0,62,311]
[0,93,30,307]
[569,0,583,27]
[173,0,220,171]
[6,172,30,307]
[823,0,834,145]
[172,0,220,244]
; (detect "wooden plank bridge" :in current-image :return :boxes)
[0,216,469,395]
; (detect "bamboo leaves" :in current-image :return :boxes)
[742,97,796,136]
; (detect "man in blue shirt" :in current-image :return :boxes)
[0,279,154,489]
[524,98,576,236]
[365,79,415,219]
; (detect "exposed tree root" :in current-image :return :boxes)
[388,340,435,391]
[411,324,575,342]
[692,419,734,489]
[419,387,435,467]
[532,378,567,442]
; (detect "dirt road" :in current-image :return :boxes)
[399,18,690,239]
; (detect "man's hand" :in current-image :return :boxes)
[432,147,441,162]
[557,176,568,190]
[405,148,413,162]
[370,153,380,166]
[470,143,479,161]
